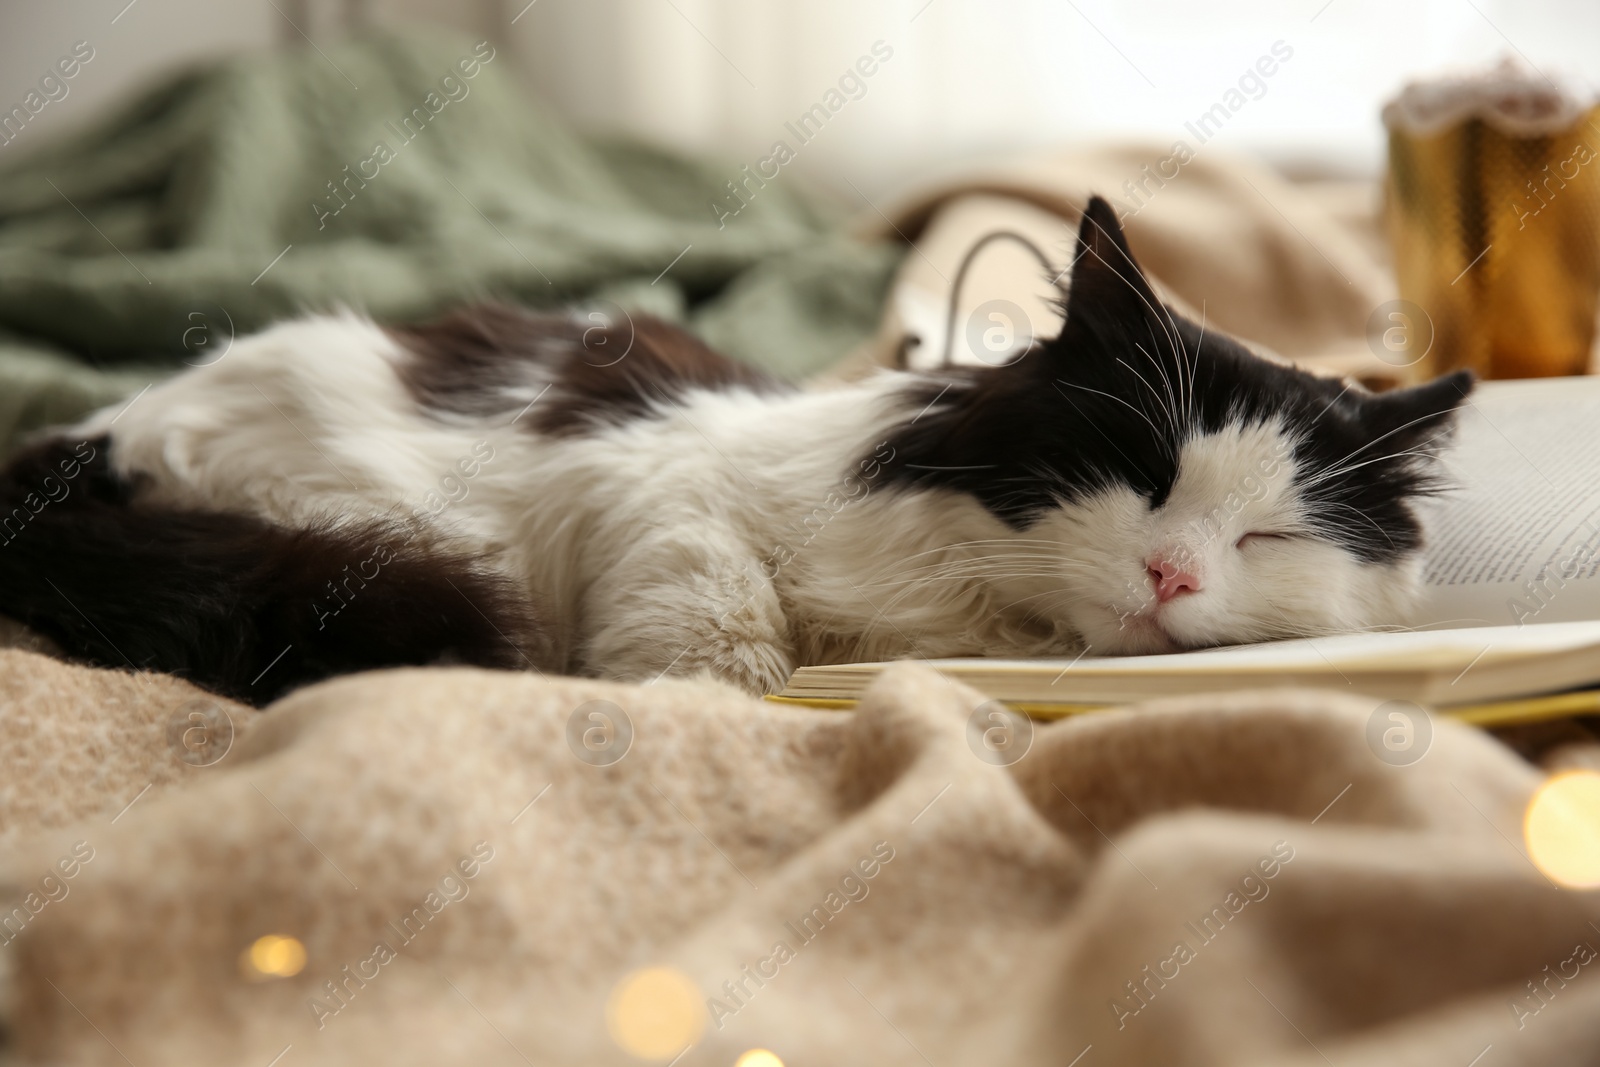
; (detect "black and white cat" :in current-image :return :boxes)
[0,197,1471,703]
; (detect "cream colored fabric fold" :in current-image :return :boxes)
[1,651,1594,1065]
[824,145,1411,388]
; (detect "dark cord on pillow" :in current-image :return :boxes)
[894,229,1058,370]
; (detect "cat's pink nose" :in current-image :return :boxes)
[1146,556,1200,603]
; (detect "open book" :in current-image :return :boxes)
[773,377,1600,724]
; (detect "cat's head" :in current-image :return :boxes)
[883,195,1472,654]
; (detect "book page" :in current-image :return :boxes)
[1413,377,1600,628]
[783,620,1600,708]
[909,619,1600,675]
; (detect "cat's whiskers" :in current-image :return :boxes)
[869,549,1095,584]
[1303,408,1459,487]
[857,559,1081,601]
[858,568,1095,651]
[878,537,1075,567]
[1163,304,1196,422]
[1302,501,1398,550]
[856,545,1093,632]
[857,545,1079,594]
[872,555,1075,576]
[1296,446,1441,491]
[978,585,1079,623]
[1115,243,1192,406]
[1053,379,1173,455]
[1184,304,1206,430]
[1081,234,1183,360]
[1118,351,1183,442]
[878,565,1087,586]
[1131,341,1185,440]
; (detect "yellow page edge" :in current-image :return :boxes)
[764,690,1600,728]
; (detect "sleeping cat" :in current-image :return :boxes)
[0,197,1471,704]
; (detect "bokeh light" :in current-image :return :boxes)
[735,1050,784,1067]
[240,934,307,979]
[606,965,705,1059]
[1525,770,1600,889]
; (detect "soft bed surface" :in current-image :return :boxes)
[0,650,1592,1065]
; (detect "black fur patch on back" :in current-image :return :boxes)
[533,313,785,436]
[390,304,588,418]
[389,303,784,435]
[0,436,548,706]
[877,196,1473,563]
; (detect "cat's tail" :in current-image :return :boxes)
[0,435,546,706]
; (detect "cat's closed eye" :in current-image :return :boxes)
[1235,532,1293,549]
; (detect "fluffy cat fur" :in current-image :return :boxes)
[0,197,1471,703]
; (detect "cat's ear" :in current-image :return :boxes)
[1360,370,1474,442]
[1062,195,1161,325]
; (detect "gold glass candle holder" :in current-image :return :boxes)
[1384,69,1600,380]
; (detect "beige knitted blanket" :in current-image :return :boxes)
[0,647,1595,1066]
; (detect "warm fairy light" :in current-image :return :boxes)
[241,934,307,979]
[1525,770,1600,889]
[735,1050,784,1067]
[606,965,705,1059]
